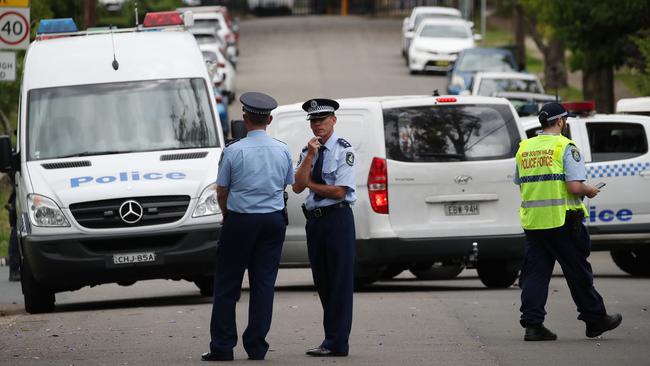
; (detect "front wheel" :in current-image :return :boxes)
[21,257,55,314]
[610,249,650,277]
[476,260,520,288]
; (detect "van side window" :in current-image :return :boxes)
[587,123,648,162]
[383,104,520,162]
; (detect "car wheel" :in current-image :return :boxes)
[21,256,55,314]
[194,276,214,297]
[476,260,520,288]
[409,262,464,280]
[610,249,650,277]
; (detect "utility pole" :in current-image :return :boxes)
[84,0,96,28]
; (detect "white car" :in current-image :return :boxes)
[401,6,463,59]
[408,18,479,73]
[181,7,238,65]
[264,95,527,287]
[520,102,650,276]
[199,43,236,100]
[4,13,225,313]
[616,96,650,116]
[470,72,544,96]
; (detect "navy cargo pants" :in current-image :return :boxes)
[306,206,355,354]
[209,211,285,360]
[519,215,607,327]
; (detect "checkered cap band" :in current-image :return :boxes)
[242,104,271,115]
[546,111,567,122]
[308,105,335,114]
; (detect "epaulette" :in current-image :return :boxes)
[226,138,242,147]
[302,146,308,152]
[337,138,351,148]
[273,138,287,145]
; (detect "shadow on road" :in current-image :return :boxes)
[54,293,213,313]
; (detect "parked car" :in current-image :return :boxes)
[199,43,236,101]
[180,6,238,65]
[263,95,527,288]
[401,6,463,60]
[616,96,650,116]
[408,18,479,74]
[447,48,520,95]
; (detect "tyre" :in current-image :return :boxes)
[610,249,650,277]
[409,263,464,280]
[476,260,520,288]
[21,257,55,314]
[194,276,214,297]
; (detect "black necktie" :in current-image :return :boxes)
[312,146,326,201]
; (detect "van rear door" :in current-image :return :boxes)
[380,97,524,239]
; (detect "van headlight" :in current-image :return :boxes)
[27,194,70,227]
[193,183,221,217]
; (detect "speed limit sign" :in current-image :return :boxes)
[0,7,30,50]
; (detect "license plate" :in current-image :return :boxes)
[113,252,156,265]
[444,202,479,216]
[436,60,450,66]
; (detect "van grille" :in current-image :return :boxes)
[41,161,92,169]
[69,196,191,229]
[160,151,209,161]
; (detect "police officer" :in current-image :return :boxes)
[514,102,622,341]
[6,172,20,282]
[202,92,294,361]
[293,98,356,357]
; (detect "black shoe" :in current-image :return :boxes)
[8,269,20,282]
[305,347,348,357]
[201,352,234,361]
[524,324,558,341]
[586,313,622,338]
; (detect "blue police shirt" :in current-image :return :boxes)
[217,130,294,213]
[296,132,357,210]
[514,133,587,185]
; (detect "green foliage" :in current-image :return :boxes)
[96,0,183,28]
[630,30,650,95]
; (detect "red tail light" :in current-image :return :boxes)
[226,33,232,43]
[436,97,457,103]
[217,62,226,68]
[215,95,223,103]
[368,157,388,214]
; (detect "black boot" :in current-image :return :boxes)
[586,313,622,338]
[524,324,557,341]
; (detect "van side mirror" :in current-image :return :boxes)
[230,120,247,140]
[0,135,13,173]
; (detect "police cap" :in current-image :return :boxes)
[240,92,278,116]
[302,98,339,120]
[538,102,576,125]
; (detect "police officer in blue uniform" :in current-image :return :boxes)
[514,102,622,341]
[202,92,294,361]
[293,98,356,357]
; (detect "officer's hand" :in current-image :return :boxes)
[585,185,599,198]
[307,137,321,157]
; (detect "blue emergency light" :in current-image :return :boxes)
[37,18,78,35]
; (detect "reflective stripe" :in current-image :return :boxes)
[521,197,582,208]
[521,199,567,208]
[519,173,566,183]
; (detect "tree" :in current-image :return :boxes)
[545,0,649,112]
[630,29,650,95]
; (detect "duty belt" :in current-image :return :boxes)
[302,202,349,219]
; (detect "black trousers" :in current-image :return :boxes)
[209,211,285,359]
[306,206,355,353]
[519,217,607,327]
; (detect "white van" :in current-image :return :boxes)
[265,95,527,287]
[0,14,224,313]
[616,96,650,116]
[520,101,650,276]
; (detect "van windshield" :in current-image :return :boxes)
[27,78,219,161]
[383,104,520,162]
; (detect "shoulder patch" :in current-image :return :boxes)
[226,138,241,147]
[337,138,351,148]
[571,148,581,162]
[301,146,308,153]
[345,151,354,166]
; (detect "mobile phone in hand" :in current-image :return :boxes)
[595,182,606,189]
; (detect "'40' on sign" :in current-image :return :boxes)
[0,7,30,50]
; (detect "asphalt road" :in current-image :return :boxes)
[1,16,649,366]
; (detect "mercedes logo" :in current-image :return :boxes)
[454,175,472,185]
[119,200,144,224]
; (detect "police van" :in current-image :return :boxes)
[0,13,224,313]
[520,101,650,276]
[266,95,527,287]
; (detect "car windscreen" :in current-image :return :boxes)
[194,34,218,45]
[193,19,221,30]
[418,24,469,39]
[202,51,218,62]
[456,53,515,72]
[478,78,542,96]
[413,13,460,29]
[383,104,520,162]
[27,78,219,161]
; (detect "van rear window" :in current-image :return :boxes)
[383,104,520,162]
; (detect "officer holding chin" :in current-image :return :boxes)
[514,102,622,341]
[293,98,356,357]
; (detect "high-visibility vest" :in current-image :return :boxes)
[516,134,588,230]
